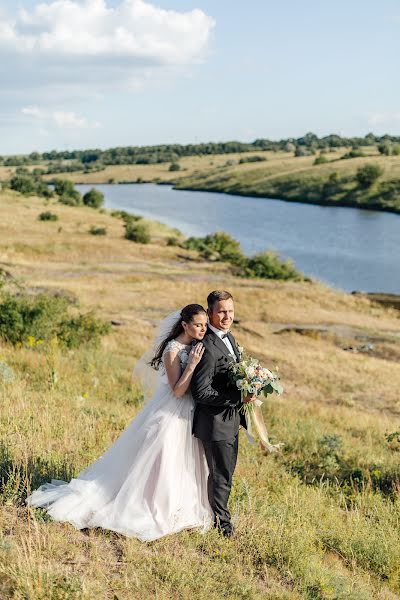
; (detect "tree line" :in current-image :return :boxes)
[2,132,400,168]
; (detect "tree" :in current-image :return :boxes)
[169,162,181,172]
[83,188,104,209]
[355,164,384,187]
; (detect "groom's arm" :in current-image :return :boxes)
[191,347,240,407]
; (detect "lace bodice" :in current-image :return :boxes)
[163,339,191,370]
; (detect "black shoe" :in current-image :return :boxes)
[221,527,234,538]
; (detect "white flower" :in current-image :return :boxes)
[236,379,245,389]
[245,366,256,378]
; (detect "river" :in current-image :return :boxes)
[76,184,400,293]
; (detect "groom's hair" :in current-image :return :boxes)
[207,290,233,311]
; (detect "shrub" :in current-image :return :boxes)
[38,211,59,222]
[166,236,180,246]
[54,179,82,205]
[294,147,311,157]
[57,313,111,348]
[341,148,365,159]
[244,250,304,281]
[83,187,104,209]
[124,221,151,244]
[169,162,181,172]
[378,143,400,156]
[313,154,328,165]
[356,164,384,187]
[111,210,142,223]
[89,226,107,236]
[239,155,267,164]
[9,174,36,195]
[182,231,245,266]
[0,293,68,345]
[0,292,110,348]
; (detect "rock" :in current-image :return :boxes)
[111,320,125,327]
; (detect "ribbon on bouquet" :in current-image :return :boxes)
[242,395,284,454]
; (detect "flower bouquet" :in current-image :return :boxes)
[229,350,284,453]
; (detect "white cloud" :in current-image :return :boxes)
[21,105,100,129]
[0,0,214,66]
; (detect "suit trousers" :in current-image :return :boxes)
[202,434,239,533]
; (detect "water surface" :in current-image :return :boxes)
[76,184,400,293]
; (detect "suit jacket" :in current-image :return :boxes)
[191,326,245,441]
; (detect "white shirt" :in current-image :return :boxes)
[208,324,236,358]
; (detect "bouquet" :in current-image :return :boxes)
[229,350,284,453]
[229,352,283,415]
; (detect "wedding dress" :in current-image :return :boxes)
[27,339,213,541]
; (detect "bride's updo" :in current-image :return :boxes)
[150,304,206,370]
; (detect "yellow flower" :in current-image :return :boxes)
[27,335,36,347]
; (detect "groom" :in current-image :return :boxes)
[191,290,247,537]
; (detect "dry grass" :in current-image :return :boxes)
[1,190,400,598]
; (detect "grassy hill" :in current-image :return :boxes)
[1,189,400,598]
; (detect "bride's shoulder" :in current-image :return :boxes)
[163,339,187,354]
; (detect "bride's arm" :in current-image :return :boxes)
[164,344,204,398]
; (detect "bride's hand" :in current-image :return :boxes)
[187,343,205,368]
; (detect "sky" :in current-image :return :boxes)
[1,0,399,154]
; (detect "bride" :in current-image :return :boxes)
[27,304,214,541]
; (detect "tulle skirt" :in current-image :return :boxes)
[27,383,213,541]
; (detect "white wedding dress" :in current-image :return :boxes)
[27,340,213,541]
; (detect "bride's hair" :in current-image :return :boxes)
[150,304,206,370]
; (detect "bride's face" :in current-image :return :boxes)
[183,312,207,341]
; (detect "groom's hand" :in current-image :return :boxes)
[243,394,257,404]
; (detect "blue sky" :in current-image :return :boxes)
[1,0,399,154]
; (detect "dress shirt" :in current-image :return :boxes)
[208,324,236,357]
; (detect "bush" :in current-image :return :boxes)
[313,154,328,165]
[182,231,245,266]
[239,155,267,164]
[169,162,181,172]
[356,164,384,187]
[38,211,59,222]
[83,188,104,209]
[341,148,365,160]
[294,147,311,157]
[0,293,68,345]
[57,313,111,348]
[9,170,53,198]
[0,292,110,348]
[377,143,400,156]
[111,210,142,223]
[124,221,151,244]
[89,226,107,236]
[166,236,180,246]
[244,251,304,281]
[54,179,82,205]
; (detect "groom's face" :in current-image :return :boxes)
[208,298,234,332]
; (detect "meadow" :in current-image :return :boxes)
[0,188,400,599]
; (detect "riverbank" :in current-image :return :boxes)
[1,188,400,597]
